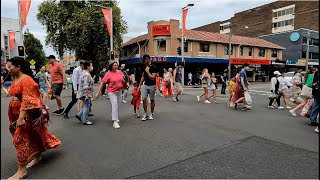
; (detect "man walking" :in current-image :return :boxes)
[138,54,157,121]
[309,67,319,132]
[48,55,66,115]
[120,64,130,103]
[173,62,183,102]
[63,60,84,118]
[234,64,251,111]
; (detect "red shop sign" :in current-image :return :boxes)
[150,57,168,62]
[230,58,271,65]
[152,25,170,35]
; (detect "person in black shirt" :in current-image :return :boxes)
[138,54,157,121]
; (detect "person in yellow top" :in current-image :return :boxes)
[228,76,236,105]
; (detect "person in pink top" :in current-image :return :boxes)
[96,61,124,129]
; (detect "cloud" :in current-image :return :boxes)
[1,0,274,57]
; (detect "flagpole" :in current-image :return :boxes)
[17,0,25,59]
[7,31,11,59]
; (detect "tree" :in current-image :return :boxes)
[24,32,47,67]
[37,1,128,76]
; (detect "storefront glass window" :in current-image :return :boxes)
[200,43,210,52]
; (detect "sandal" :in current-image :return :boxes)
[8,172,28,180]
[26,156,43,169]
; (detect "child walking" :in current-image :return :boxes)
[228,76,236,105]
[131,82,141,118]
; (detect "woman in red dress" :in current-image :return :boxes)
[7,57,61,180]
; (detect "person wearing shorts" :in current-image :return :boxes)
[173,62,183,102]
[48,55,66,115]
[138,54,157,121]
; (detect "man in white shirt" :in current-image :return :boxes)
[63,60,85,118]
[188,72,192,85]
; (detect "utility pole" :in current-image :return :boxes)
[228,24,232,81]
[305,30,310,71]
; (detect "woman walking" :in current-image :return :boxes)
[162,68,172,97]
[156,72,163,96]
[131,82,141,118]
[197,68,211,104]
[75,61,94,125]
[277,72,292,109]
[6,57,61,180]
[208,72,219,104]
[290,72,303,102]
[96,61,124,129]
[35,66,51,109]
[290,68,316,117]
[268,71,282,109]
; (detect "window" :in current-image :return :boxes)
[271,49,278,57]
[312,39,319,46]
[240,46,244,56]
[220,26,224,30]
[248,47,253,56]
[302,51,306,58]
[157,39,166,52]
[224,45,233,55]
[273,12,277,18]
[285,20,289,26]
[200,43,210,52]
[285,9,289,15]
[184,41,188,52]
[273,23,277,28]
[288,19,294,25]
[259,48,265,57]
[4,35,8,46]
[282,10,285,16]
[277,11,281,17]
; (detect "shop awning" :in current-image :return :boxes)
[121,56,229,64]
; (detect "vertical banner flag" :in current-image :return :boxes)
[20,0,31,28]
[9,32,16,50]
[101,8,112,37]
[182,8,188,36]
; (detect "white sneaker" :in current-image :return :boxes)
[289,110,297,117]
[278,106,284,110]
[290,98,295,102]
[113,121,120,129]
[268,106,275,109]
[173,97,177,102]
[197,96,200,102]
[204,100,211,104]
[285,106,291,109]
[315,127,319,133]
[122,100,127,103]
[148,114,154,120]
[141,115,148,121]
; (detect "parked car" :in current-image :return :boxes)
[284,71,295,83]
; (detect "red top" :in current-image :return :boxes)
[102,70,124,93]
[48,62,64,84]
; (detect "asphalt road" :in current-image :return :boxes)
[1,83,319,179]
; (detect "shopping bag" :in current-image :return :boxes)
[301,99,314,118]
[301,85,312,98]
[244,91,252,105]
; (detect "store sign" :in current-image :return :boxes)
[297,59,306,66]
[152,25,170,35]
[150,57,168,62]
[287,60,297,65]
[230,58,271,65]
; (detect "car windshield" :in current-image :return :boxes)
[285,72,294,77]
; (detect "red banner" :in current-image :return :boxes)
[182,8,188,36]
[230,58,271,65]
[9,32,16,50]
[20,0,31,28]
[152,25,170,36]
[101,8,112,37]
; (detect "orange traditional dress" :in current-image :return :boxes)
[8,76,61,165]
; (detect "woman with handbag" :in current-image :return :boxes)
[290,68,316,117]
[277,72,292,109]
[162,68,172,97]
[268,71,282,109]
[6,57,61,180]
[197,68,211,104]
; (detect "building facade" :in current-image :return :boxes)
[120,19,284,82]
[260,28,319,70]
[1,17,24,62]
[193,1,319,38]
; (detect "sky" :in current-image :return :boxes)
[1,0,276,57]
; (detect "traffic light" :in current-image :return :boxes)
[18,46,25,57]
[110,50,115,60]
[177,47,181,55]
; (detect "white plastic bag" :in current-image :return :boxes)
[244,91,252,105]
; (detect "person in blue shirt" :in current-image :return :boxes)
[233,64,251,111]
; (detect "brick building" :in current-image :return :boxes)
[193,1,319,38]
[120,19,284,82]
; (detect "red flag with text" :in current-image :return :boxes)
[182,8,188,36]
[101,8,112,37]
[20,0,31,28]
[9,32,16,50]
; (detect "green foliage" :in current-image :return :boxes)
[37,0,128,73]
[24,33,47,67]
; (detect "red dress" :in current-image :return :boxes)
[131,89,141,107]
[8,76,61,165]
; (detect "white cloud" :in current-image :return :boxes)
[1,0,275,56]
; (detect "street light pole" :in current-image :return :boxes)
[305,30,310,71]
[228,24,232,81]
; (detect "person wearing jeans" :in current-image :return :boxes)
[310,68,319,132]
[75,61,94,125]
[96,61,124,129]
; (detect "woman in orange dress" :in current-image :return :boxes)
[155,73,162,96]
[7,57,61,180]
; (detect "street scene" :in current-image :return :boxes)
[1,0,319,179]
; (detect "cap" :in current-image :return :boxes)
[121,64,125,67]
[273,71,281,75]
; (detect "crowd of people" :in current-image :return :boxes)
[1,54,319,179]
